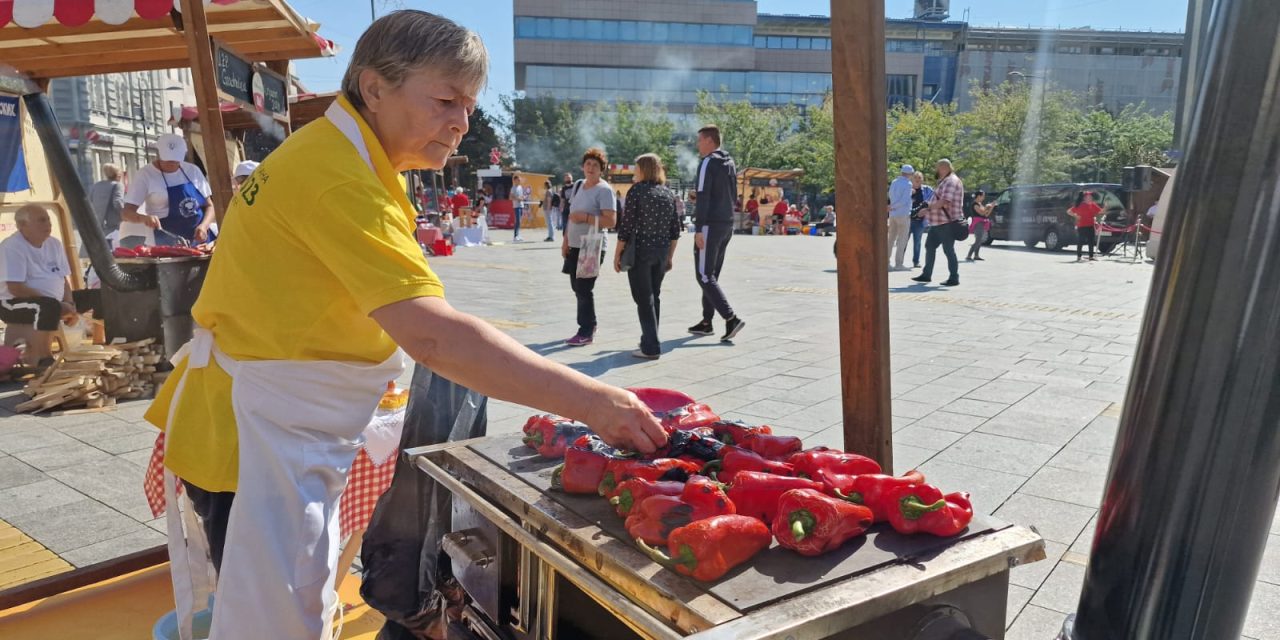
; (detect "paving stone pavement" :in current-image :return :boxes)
[0,233,1275,637]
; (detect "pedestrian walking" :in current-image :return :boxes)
[543,179,558,241]
[909,171,934,268]
[561,148,616,346]
[687,125,746,342]
[614,153,681,360]
[887,164,914,270]
[1069,190,1102,262]
[912,159,964,286]
[966,190,993,261]
[559,172,574,231]
[88,163,124,236]
[511,174,528,242]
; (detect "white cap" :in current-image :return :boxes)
[156,133,187,162]
[901,164,915,174]
[234,160,259,178]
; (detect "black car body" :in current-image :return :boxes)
[988,183,1130,251]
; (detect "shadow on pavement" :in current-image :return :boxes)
[568,350,650,377]
[890,283,949,293]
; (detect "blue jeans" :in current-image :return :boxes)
[544,208,557,240]
[910,217,927,266]
[514,206,523,238]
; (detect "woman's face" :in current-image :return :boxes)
[361,67,476,172]
[583,159,602,181]
[910,174,922,189]
[157,160,181,173]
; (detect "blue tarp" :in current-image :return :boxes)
[0,95,30,193]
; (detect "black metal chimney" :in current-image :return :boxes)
[1071,0,1280,637]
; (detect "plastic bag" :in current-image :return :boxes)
[576,216,603,279]
[359,363,487,639]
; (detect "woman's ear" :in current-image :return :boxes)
[359,69,383,112]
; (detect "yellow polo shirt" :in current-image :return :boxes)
[144,96,444,492]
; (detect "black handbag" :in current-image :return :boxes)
[618,241,637,271]
[951,218,970,242]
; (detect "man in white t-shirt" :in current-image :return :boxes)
[0,204,76,366]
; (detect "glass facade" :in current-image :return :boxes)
[515,17,752,47]
[886,74,917,107]
[524,65,834,106]
[754,35,833,50]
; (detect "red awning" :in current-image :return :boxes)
[0,0,246,28]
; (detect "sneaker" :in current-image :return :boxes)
[911,275,931,283]
[544,237,554,242]
[631,349,660,360]
[721,317,745,342]
[688,320,714,336]
[974,257,985,261]
[565,334,592,347]
[513,236,525,243]
[941,279,960,287]
[913,263,921,269]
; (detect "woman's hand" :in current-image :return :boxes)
[561,239,569,259]
[193,225,210,243]
[583,387,668,454]
[613,252,623,273]
[144,214,162,229]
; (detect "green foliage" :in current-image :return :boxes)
[456,105,505,175]
[886,101,959,182]
[955,80,1081,189]
[580,100,679,181]
[500,94,585,176]
[695,91,799,176]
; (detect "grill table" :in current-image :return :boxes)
[408,436,1044,640]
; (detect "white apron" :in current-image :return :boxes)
[162,100,411,640]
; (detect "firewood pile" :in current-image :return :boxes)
[17,338,167,414]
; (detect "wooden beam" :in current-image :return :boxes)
[1,28,302,61]
[830,1,893,469]
[20,58,192,79]
[0,545,166,611]
[180,0,233,225]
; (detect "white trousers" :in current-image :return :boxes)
[167,330,404,640]
[887,216,912,267]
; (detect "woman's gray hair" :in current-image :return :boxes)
[341,10,488,109]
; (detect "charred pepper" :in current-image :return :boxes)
[710,420,773,446]
[739,432,803,459]
[550,436,625,494]
[623,476,736,544]
[599,457,701,497]
[661,403,722,431]
[521,415,593,458]
[609,479,684,518]
[816,469,925,522]
[787,447,882,479]
[727,471,824,523]
[638,515,772,582]
[655,428,726,462]
[703,446,795,484]
[772,489,873,556]
[885,484,974,537]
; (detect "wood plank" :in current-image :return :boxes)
[0,545,166,611]
[181,0,234,225]
[830,1,894,469]
[0,15,176,43]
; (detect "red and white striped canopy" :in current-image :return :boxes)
[0,0,243,28]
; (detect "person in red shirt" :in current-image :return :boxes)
[745,194,759,232]
[772,198,788,235]
[1068,190,1103,262]
[450,189,472,227]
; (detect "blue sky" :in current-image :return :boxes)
[290,0,1190,114]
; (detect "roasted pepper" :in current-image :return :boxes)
[727,471,824,523]
[550,436,625,494]
[703,446,795,484]
[710,420,773,446]
[772,489,873,556]
[885,484,974,537]
[624,477,736,544]
[638,515,772,582]
[816,469,925,522]
[680,475,735,517]
[599,457,701,497]
[661,403,722,431]
[521,415,593,458]
[656,428,725,462]
[609,479,684,518]
[788,447,882,479]
[739,432,803,459]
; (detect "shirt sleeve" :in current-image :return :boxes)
[54,238,71,276]
[2,243,27,283]
[296,180,445,315]
[595,185,614,214]
[190,167,212,199]
[617,188,636,241]
[123,170,150,207]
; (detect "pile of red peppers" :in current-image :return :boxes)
[527,400,975,582]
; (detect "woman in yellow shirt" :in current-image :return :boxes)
[146,11,665,639]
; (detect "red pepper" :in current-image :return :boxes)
[772,489,873,556]
[521,415,592,458]
[624,477,736,544]
[655,428,726,462]
[112,246,138,258]
[703,446,794,484]
[599,458,700,497]
[885,484,974,537]
[679,475,735,517]
[661,403,721,431]
[727,471,824,523]
[551,437,625,494]
[816,469,925,522]
[710,420,773,446]
[609,479,684,518]
[787,447,882,479]
[638,515,772,582]
[739,432,803,459]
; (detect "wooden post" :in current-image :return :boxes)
[178,0,233,225]
[830,1,893,470]
[265,60,294,136]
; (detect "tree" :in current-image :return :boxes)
[580,101,678,182]
[779,95,835,195]
[694,91,798,176]
[455,105,504,176]
[956,81,1078,190]
[886,100,959,182]
[501,94,584,176]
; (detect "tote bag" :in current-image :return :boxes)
[576,213,604,278]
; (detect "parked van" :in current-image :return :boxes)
[988,183,1131,252]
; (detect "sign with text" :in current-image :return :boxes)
[214,41,287,117]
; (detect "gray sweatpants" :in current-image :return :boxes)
[695,223,736,322]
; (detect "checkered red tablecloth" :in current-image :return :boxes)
[144,432,398,541]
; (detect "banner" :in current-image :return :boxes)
[0,95,30,193]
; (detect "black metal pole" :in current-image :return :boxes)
[1071,0,1280,638]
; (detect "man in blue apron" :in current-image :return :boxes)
[121,133,215,246]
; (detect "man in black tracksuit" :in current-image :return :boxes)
[688,125,746,342]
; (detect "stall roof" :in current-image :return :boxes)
[739,167,805,181]
[0,0,335,79]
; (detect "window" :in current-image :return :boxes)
[653,22,668,41]
[603,20,619,40]
[718,25,735,44]
[768,36,782,48]
[797,37,811,50]
[515,17,535,38]
[782,36,797,49]
[886,74,917,106]
[552,18,570,38]
[620,21,637,41]
[570,19,586,39]
[755,35,767,48]
[535,17,552,38]
[585,19,603,39]
[637,21,653,41]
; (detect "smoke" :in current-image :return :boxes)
[248,111,286,142]
[676,146,702,183]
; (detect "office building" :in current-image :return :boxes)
[514,0,1182,115]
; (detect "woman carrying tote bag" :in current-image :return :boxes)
[561,148,616,346]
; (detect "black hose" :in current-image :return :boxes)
[22,91,149,291]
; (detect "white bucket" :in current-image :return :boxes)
[152,606,213,640]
